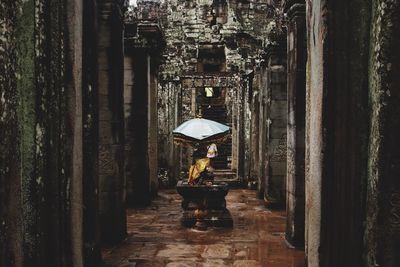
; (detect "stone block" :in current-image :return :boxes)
[271,70,286,85]
[233,260,261,267]
[98,49,110,71]
[165,262,197,267]
[270,101,287,120]
[157,244,205,258]
[98,70,110,95]
[182,79,193,89]
[194,78,204,87]
[201,244,232,259]
[271,127,286,139]
[234,251,247,259]
[124,85,133,104]
[269,118,286,128]
[270,163,287,176]
[99,121,112,144]
[99,98,112,121]
[98,25,111,47]
[270,84,287,100]
[124,70,134,86]
[203,259,229,267]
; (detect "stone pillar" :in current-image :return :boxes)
[257,64,268,198]
[97,0,126,244]
[238,74,250,181]
[365,1,400,266]
[284,1,306,248]
[305,2,325,264]
[305,0,375,266]
[1,3,24,265]
[124,17,164,205]
[249,79,260,183]
[82,0,101,264]
[157,80,182,185]
[263,44,287,208]
[125,50,150,205]
[0,0,92,265]
[148,56,159,195]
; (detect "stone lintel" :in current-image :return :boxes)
[285,3,306,21]
[125,22,165,52]
[180,74,240,89]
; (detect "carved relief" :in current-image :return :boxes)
[99,145,115,174]
[271,133,287,162]
[389,192,400,234]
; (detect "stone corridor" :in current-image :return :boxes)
[102,189,304,267]
[3,0,400,266]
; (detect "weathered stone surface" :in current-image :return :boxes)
[365,1,400,266]
[234,250,247,258]
[124,1,165,204]
[157,244,205,258]
[103,189,304,266]
[154,0,282,183]
[284,1,306,248]
[0,0,101,265]
[97,0,127,245]
[233,260,261,267]
[304,0,400,266]
[203,259,229,267]
[201,244,232,259]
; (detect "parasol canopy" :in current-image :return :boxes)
[173,118,230,146]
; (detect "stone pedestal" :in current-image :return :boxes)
[176,181,233,228]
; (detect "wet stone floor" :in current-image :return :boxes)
[102,189,305,267]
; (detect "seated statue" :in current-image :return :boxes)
[188,158,214,185]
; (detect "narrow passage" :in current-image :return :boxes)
[102,189,305,267]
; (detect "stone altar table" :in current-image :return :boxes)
[176,181,233,228]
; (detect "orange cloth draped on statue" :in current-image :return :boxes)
[188,158,210,184]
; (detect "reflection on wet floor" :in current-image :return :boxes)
[102,189,305,267]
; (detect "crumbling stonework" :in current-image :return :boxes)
[365,1,400,266]
[156,0,285,183]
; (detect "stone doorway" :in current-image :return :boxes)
[198,87,232,171]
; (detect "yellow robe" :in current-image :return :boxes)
[188,158,210,184]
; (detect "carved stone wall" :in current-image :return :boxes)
[365,1,400,266]
[0,0,98,265]
[305,0,400,266]
[156,0,280,182]
[262,44,287,208]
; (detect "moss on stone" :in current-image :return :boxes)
[15,0,38,261]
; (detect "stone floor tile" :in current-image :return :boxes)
[201,244,232,259]
[102,189,304,267]
[233,260,261,267]
[203,259,232,267]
